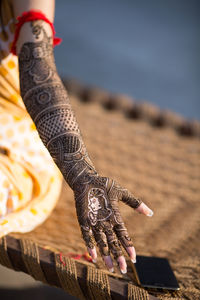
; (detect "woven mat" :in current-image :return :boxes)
[9,80,200,300]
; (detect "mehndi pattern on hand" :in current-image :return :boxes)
[18,20,152,274]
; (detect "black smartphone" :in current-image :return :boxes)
[131,255,180,290]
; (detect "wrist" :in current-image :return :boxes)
[16,21,53,55]
[66,157,98,191]
[12,10,62,56]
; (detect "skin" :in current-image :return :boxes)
[13,0,154,273]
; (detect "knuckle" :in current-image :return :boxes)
[97,240,110,256]
[120,234,133,248]
[101,248,110,257]
[84,236,95,248]
[134,198,143,208]
[109,239,123,259]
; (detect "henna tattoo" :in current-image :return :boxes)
[31,22,42,40]
[88,188,112,226]
[19,21,97,189]
[18,21,143,262]
[74,176,141,258]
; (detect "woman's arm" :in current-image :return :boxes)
[13,0,54,23]
[12,0,153,273]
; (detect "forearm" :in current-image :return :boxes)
[13,2,153,274]
[17,20,97,189]
[13,0,55,23]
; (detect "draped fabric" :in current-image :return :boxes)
[0,9,63,236]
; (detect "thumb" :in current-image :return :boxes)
[121,189,154,217]
[135,202,154,217]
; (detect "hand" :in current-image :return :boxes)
[74,175,153,274]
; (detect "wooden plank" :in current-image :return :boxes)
[4,235,158,300]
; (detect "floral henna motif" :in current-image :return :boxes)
[74,177,142,259]
[88,188,112,226]
[18,21,143,263]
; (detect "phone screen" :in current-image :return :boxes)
[132,255,180,290]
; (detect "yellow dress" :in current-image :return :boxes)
[0,0,62,237]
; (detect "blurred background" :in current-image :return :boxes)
[0,0,199,299]
[54,0,200,120]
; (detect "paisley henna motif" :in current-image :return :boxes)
[18,21,142,262]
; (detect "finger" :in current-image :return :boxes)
[126,246,136,263]
[135,202,154,217]
[103,255,114,273]
[87,247,97,263]
[92,228,114,271]
[104,228,126,274]
[114,223,136,262]
[80,225,96,258]
[121,189,143,209]
[117,255,127,274]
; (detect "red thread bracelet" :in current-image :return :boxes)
[11,10,62,55]
[59,252,93,266]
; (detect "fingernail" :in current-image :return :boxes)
[109,267,114,273]
[131,259,137,263]
[147,210,154,217]
[120,269,127,274]
[92,259,97,263]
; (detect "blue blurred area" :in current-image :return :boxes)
[54,0,200,120]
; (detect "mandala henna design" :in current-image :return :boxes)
[18,21,143,262]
